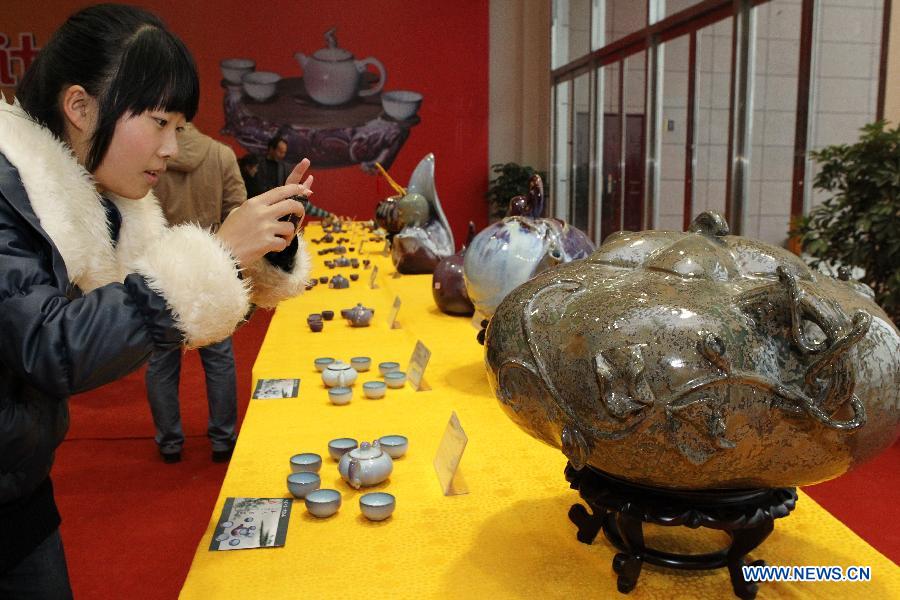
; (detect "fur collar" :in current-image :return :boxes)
[0,99,167,292]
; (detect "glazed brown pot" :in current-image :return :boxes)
[484,212,900,489]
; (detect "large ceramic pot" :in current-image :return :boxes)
[464,175,594,318]
[294,28,386,106]
[484,212,900,489]
[432,222,476,316]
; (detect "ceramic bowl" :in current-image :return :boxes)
[378,361,401,376]
[321,310,334,321]
[308,319,324,333]
[359,492,395,521]
[382,90,423,120]
[350,357,371,372]
[319,276,329,284]
[305,488,342,518]
[328,386,352,405]
[242,71,281,102]
[377,435,408,459]
[314,357,335,372]
[327,437,358,461]
[349,274,359,281]
[362,381,387,399]
[384,371,407,389]
[290,452,322,473]
[220,58,255,84]
[287,472,320,498]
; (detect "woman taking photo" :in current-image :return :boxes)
[0,5,313,596]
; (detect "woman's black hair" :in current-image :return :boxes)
[238,153,261,171]
[17,4,199,172]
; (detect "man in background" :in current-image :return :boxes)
[256,135,289,192]
[148,123,245,463]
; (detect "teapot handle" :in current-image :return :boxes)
[356,57,386,97]
[347,457,362,489]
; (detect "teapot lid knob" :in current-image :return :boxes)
[360,441,371,450]
[325,28,338,49]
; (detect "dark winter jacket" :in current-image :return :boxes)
[0,100,311,571]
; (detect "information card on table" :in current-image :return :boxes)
[252,378,300,399]
[209,498,292,551]
[387,295,402,328]
[407,340,431,391]
[369,265,379,289]
[433,412,468,496]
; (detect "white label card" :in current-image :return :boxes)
[433,412,468,496]
[406,340,431,391]
[387,296,402,329]
[369,265,379,289]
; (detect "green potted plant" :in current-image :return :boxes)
[486,162,548,222]
[793,120,900,323]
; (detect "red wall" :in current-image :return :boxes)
[1,0,489,245]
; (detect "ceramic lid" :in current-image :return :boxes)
[349,441,383,459]
[312,28,352,62]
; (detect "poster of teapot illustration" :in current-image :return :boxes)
[221,27,421,173]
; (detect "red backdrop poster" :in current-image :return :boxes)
[1,0,489,243]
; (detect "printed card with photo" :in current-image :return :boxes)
[209,498,292,551]
[252,378,300,399]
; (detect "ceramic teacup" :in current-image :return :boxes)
[308,319,324,333]
[377,435,408,459]
[327,437,358,461]
[384,371,407,389]
[305,488,342,518]
[350,357,372,372]
[220,58,255,84]
[328,386,352,406]
[287,472,321,498]
[314,357,335,372]
[290,452,322,473]
[359,492,395,521]
[362,381,387,399]
[242,71,281,102]
[321,310,335,321]
[378,361,400,376]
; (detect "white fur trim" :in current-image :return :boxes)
[244,234,312,308]
[0,101,118,290]
[132,224,250,348]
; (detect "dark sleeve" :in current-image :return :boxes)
[0,199,183,397]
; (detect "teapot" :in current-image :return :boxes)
[338,441,393,489]
[295,28,386,106]
[321,362,358,388]
[341,303,374,327]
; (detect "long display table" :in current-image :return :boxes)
[180,224,899,599]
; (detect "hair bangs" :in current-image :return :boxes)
[112,26,199,120]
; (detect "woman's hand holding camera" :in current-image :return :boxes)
[217,159,313,266]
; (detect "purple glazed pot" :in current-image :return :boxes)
[433,221,476,316]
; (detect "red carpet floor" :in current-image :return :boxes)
[52,309,898,599]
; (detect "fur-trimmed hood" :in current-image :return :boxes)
[0,99,252,347]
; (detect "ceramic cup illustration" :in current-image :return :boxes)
[220,58,255,84]
[241,71,281,102]
[381,90,423,120]
[295,28,385,106]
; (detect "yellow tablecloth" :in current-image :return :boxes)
[181,224,899,599]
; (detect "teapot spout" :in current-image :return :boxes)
[294,52,309,70]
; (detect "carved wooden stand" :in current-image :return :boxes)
[566,464,797,599]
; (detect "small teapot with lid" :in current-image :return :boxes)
[338,440,393,489]
[341,303,374,327]
[321,361,358,388]
[295,28,386,106]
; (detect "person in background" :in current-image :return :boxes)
[0,5,314,595]
[256,135,289,192]
[238,153,263,197]
[148,122,244,464]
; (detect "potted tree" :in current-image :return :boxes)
[793,120,900,323]
[486,162,548,222]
